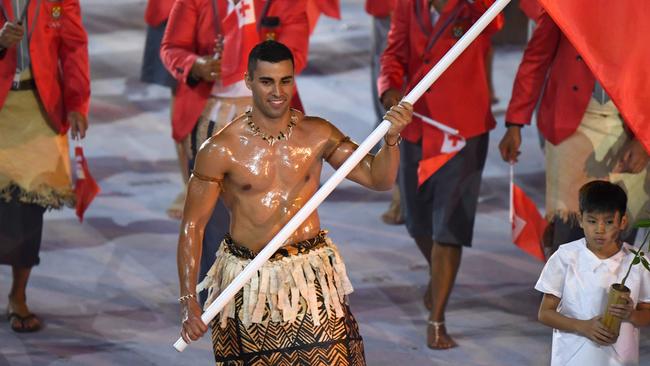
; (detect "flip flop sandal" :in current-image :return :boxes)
[8,312,42,333]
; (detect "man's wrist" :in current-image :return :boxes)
[384,135,401,147]
[505,122,524,129]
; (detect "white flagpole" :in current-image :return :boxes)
[509,162,514,224]
[174,0,511,352]
[413,112,460,136]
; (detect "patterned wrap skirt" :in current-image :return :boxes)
[197,231,366,366]
[545,98,650,225]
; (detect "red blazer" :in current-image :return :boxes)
[518,0,542,21]
[161,0,309,142]
[365,0,396,18]
[144,0,175,27]
[379,0,502,143]
[0,0,90,134]
[505,12,595,145]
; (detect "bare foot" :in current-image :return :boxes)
[427,321,457,350]
[381,187,404,225]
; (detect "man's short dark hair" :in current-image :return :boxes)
[579,180,627,216]
[247,40,294,77]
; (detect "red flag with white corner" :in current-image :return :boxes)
[221,0,260,86]
[414,112,465,186]
[74,146,100,223]
[510,166,546,261]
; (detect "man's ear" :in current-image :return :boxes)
[244,72,252,90]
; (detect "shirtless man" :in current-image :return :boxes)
[177,40,412,365]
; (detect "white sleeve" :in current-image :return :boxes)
[534,250,566,298]
[637,266,650,303]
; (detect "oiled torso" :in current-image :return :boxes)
[213,113,336,252]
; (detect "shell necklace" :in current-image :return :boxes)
[246,109,298,146]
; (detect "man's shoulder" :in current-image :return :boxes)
[301,114,331,127]
[199,115,247,154]
[298,114,344,140]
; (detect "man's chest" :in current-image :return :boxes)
[225,142,324,193]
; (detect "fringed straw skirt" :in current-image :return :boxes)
[197,231,366,366]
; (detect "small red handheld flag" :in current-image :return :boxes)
[510,166,546,261]
[74,146,100,222]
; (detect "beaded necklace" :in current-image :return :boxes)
[246,109,298,146]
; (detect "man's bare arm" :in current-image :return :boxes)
[177,139,227,343]
[538,293,617,346]
[326,102,412,191]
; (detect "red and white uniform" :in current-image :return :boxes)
[379,0,503,147]
[0,0,90,134]
[505,11,599,145]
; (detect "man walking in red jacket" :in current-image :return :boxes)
[0,0,90,333]
[379,0,502,349]
[499,10,650,256]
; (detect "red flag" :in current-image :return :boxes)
[221,0,260,86]
[415,113,466,186]
[538,0,650,153]
[74,146,100,223]
[510,179,546,261]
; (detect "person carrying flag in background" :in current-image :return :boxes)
[498,7,650,260]
[0,0,90,332]
[378,0,503,349]
[161,0,310,305]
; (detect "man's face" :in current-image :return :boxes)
[579,210,628,251]
[245,60,294,120]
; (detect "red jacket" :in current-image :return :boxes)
[0,0,90,134]
[378,0,502,143]
[505,12,595,145]
[519,0,542,21]
[144,0,175,27]
[365,0,396,18]
[161,0,309,142]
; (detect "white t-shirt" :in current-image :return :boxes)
[535,238,650,366]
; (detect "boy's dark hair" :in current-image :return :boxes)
[578,180,627,215]
[247,40,294,77]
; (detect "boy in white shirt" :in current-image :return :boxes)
[535,180,650,365]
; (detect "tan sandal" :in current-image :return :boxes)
[427,321,458,350]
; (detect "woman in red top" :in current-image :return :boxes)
[0,0,90,333]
